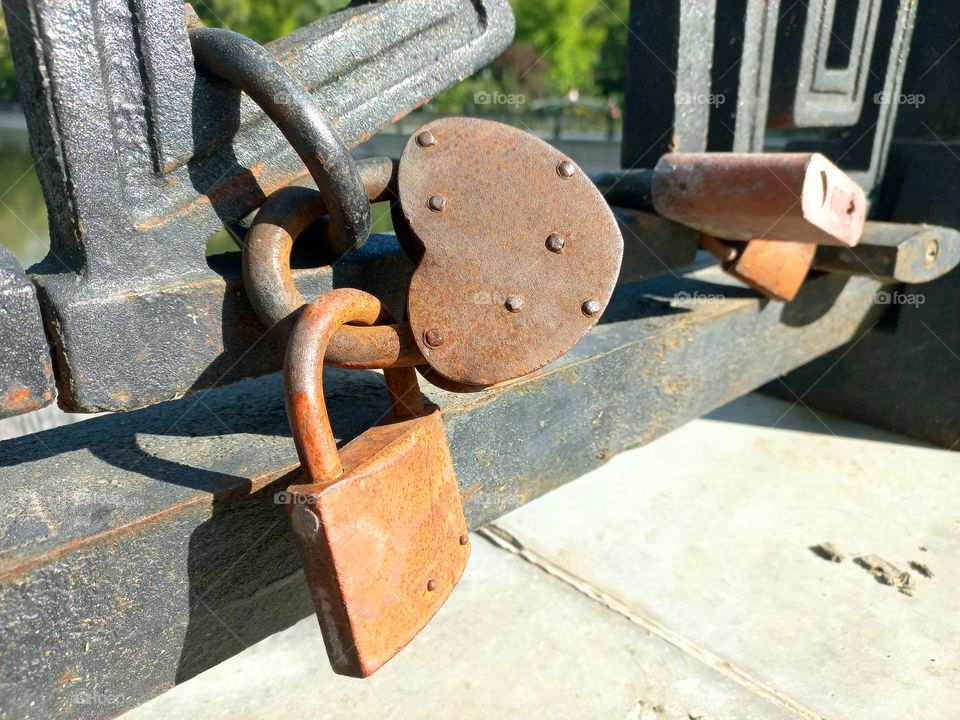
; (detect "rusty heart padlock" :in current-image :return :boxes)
[393,117,623,390]
[282,288,469,678]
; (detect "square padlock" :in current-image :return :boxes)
[286,407,469,677]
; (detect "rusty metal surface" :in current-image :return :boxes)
[813,222,960,283]
[25,191,709,418]
[286,409,467,678]
[282,289,465,677]
[244,157,425,369]
[4,0,514,412]
[652,153,867,247]
[0,247,55,418]
[703,238,816,303]
[190,27,371,256]
[397,118,623,387]
[0,267,888,719]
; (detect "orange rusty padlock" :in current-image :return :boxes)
[282,288,469,678]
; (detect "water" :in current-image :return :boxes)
[0,128,49,267]
[0,125,241,265]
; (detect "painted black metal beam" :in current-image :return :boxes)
[0,267,885,719]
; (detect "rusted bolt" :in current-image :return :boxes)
[424,328,444,348]
[416,130,436,148]
[505,295,524,313]
[582,299,601,317]
[459,534,469,546]
[557,159,575,178]
[546,233,566,253]
[426,579,437,592]
[428,195,446,212]
[924,238,940,267]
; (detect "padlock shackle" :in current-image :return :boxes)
[285,289,424,483]
[244,158,426,370]
[189,27,371,257]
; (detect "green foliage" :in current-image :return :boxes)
[591,0,631,98]
[191,0,348,44]
[0,15,17,102]
[0,0,630,106]
[513,0,606,95]
[430,0,628,111]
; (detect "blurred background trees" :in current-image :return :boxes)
[0,0,629,108]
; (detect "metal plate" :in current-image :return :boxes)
[397,118,623,387]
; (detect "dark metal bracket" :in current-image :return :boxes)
[622,0,917,192]
[1,0,514,412]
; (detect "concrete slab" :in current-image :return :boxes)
[492,393,960,720]
[120,538,795,720]
[117,393,958,718]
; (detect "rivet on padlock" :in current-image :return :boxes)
[281,288,469,678]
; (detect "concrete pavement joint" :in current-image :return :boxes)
[478,524,826,720]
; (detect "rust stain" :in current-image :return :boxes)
[58,672,80,687]
[4,387,43,414]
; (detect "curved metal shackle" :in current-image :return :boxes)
[284,289,425,484]
[244,157,425,369]
[189,27,371,256]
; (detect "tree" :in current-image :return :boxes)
[192,0,349,43]
[0,0,630,106]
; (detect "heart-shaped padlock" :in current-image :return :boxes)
[393,118,623,389]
